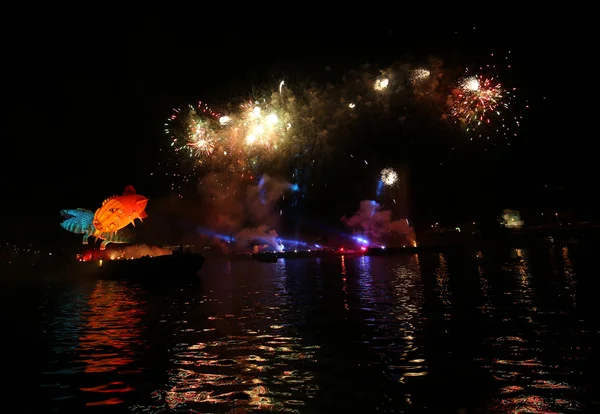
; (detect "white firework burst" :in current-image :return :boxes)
[380,168,398,186]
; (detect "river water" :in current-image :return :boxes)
[2,244,598,413]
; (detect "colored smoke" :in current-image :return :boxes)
[137,173,295,252]
[233,225,283,253]
[122,244,171,259]
[341,200,416,246]
[197,173,292,252]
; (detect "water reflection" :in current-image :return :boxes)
[487,247,585,412]
[388,255,429,381]
[514,248,534,306]
[79,281,145,375]
[478,259,493,315]
[79,281,145,407]
[45,284,90,356]
[41,280,146,410]
[435,253,452,309]
[352,254,430,410]
[13,246,598,412]
[356,255,372,291]
[341,255,349,311]
[562,246,576,304]
[148,260,319,412]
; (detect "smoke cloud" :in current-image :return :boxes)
[122,244,172,259]
[233,225,283,253]
[341,200,416,246]
[140,172,295,253]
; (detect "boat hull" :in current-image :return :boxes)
[99,254,205,281]
[251,253,279,262]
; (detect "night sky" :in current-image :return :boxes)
[1,13,582,246]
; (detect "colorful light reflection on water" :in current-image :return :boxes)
[15,244,598,412]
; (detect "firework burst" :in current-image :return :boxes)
[374,77,390,91]
[187,130,216,158]
[165,83,301,182]
[380,167,398,187]
[450,73,518,140]
[409,68,430,83]
[166,101,222,163]
[237,101,290,149]
[157,54,526,199]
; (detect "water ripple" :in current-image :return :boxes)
[3,244,598,412]
[40,280,147,409]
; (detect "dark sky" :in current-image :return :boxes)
[1,12,582,245]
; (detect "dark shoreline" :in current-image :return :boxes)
[4,225,600,273]
[248,225,600,261]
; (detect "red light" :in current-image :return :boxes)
[360,247,366,251]
[339,247,344,251]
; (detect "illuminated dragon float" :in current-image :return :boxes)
[60,208,133,250]
[60,185,149,250]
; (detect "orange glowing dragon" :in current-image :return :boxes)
[93,185,148,236]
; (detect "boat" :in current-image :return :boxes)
[99,252,205,280]
[333,248,359,255]
[251,253,279,263]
